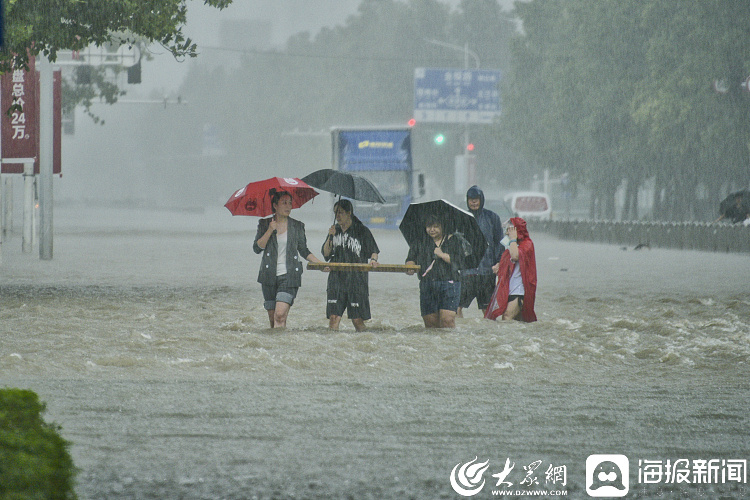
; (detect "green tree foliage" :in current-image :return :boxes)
[0,389,77,499]
[501,0,750,220]
[2,0,231,71]
[1,0,231,116]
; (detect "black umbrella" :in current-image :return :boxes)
[399,199,488,270]
[301,169,386,204]
[719,189,750,223]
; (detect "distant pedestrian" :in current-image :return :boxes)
[322,199,380,331]
[458,185,505,317]
[253,191,324,328]
[714,190,750,224]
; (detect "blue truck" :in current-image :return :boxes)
[331,127,422,228]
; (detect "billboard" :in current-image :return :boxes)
[1,56,37,162]
[336,128,411,171]
[1,59,62,174]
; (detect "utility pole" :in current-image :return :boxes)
[35,46,141,260]
[426,39,481,195]
[38,58,54,260]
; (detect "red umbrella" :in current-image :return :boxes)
[224,177,318,217]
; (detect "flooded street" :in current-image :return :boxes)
[2,205,749,499]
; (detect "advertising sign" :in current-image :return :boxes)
[337,128,411,171]
[1,56,38,162]
[1,61,62,174]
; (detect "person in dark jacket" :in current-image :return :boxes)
[457,185,505,317]
[253,191,323,328]
[322,199,380,331]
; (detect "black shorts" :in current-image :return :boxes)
[459,273,496,310]
[326,274,371,320]
[508,295,524,307]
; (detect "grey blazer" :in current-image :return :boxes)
[253,217,312,287]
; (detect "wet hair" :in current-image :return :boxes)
[333,199,353,215]
[425,214,442,229]
[270,190,292,213]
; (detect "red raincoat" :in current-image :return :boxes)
[484,217,537,322]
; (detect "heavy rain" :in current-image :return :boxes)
[1,1,749,499]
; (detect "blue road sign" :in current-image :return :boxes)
[414,67,501,124]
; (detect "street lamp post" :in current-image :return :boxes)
[426,39,480,194]
[426,39,480,70]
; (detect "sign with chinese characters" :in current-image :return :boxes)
[1,56,38,162]
[639,458,746,485]
[1,59,62,174]
[414,67,501,124]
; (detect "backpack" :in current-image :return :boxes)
[451,231,474,270]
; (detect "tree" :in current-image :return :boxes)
[499,0,750,221]
[632,0,750,219]
[1,0,232,114]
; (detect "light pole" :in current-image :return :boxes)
[426,39,480,195]
[37,47,143,260]
[426,39,480,70]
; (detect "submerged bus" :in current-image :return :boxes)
[331,127,421,228]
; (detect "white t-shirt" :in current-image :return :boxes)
[276,230,288,276]
[508,260,524,296]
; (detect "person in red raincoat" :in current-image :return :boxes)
[484,217,537,322]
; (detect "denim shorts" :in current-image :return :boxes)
[261,274,298,310]
[419,280,461,316]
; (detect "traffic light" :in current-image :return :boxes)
[127,61,141,84]
[407,118,416,127]
[76,65,93,84]
[466,143,475,152]
[434,133,445,145]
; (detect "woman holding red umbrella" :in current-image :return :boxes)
[253,190,324,328]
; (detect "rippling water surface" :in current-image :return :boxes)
[1,206,749,499]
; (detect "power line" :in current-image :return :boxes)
[195,45,507,66]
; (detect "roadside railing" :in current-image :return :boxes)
[534,219,750,253]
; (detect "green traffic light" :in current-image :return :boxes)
[434,133,445,145]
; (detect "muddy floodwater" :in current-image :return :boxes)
[2,205,749,499]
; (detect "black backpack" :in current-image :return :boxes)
[451,231,474,270]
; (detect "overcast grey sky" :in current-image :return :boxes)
[138,0,516,95]
[139,0,362,95]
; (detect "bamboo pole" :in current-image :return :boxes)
[307,262,420,273]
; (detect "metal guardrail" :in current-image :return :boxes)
[534,220,750,253]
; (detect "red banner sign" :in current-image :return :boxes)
[1,57,37,162]
[1,58,62,174]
